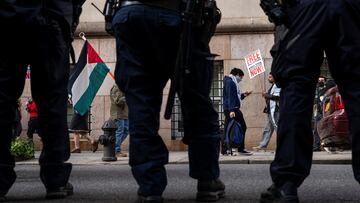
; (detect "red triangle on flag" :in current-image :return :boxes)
[87,42,104,64]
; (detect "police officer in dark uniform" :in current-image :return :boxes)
[259,0,360,202]
[0,0,82,201]
[112,0,225,202]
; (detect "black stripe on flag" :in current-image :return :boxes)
[68,41,88,94]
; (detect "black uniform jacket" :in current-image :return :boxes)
[0,0,73,28]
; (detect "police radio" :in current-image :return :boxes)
[260,0,298,26]
[104,0,120,34]
[91,0,120,35]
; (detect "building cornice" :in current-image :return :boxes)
[75,17,275,37]
[216,17,275,34]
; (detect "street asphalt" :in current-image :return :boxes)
[6,150,354,202]
[6,164,360,203]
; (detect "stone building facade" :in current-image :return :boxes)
[21,0,278,151]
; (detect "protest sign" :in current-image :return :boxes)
[244,49,266,79]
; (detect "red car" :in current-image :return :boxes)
[317,86,351,149]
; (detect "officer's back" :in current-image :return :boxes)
[0,0,72,26]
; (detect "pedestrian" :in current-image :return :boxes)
[0,0,85,201]
[259,0,360,202]
[110,84,129,158]
[253,74,281,151]
[312,76,337,151]
[68,90,98,154]
[25,98,39,145]
[12,99,22,140]
[222,68,253,156]
[312,76,326,151]
[69,110,98,153]
[112,0,224,202]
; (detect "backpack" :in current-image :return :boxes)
[224,119,244,155]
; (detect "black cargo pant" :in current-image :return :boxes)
[0,17,72,195]
[270,0,360,188]
[112,5,221,196]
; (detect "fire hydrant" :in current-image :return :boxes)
[98,119,117,161]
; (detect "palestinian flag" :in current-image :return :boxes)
[68,41,110,116]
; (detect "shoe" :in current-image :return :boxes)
[137,194,163,203]
[71,148,81,153]
[91,140,99,153]
[46,182,74,199]
[196,178,225,202]
[238,150,253,156]
[116,152,128,158]
[253,146,267,151]
[260,183,299,203]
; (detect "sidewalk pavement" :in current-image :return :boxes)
[16,150,352,166]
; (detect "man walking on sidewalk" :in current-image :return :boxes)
[110,84,129,158]
[253,74,280,151]
[222,68,253,155]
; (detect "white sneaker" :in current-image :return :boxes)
[238,150,253,156]
[252,146,267,151]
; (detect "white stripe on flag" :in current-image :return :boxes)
[71,63,96,105]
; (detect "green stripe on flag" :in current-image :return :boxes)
[74,63,109,115]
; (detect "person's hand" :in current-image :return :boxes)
[262,92,266,97]
[230,112,236,118]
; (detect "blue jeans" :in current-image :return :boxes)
[115,119,129,153]
[259,112,279,148]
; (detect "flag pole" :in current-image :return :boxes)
[108,71,115,80]
[78,32,115,81]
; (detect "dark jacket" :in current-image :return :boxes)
[263,84,280,114]
[223,76,246,112]
[0,0,83,40]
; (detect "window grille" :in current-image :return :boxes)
[171,61,224,140]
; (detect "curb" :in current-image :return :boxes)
[15,158,352,166]
[15,151,352,166]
